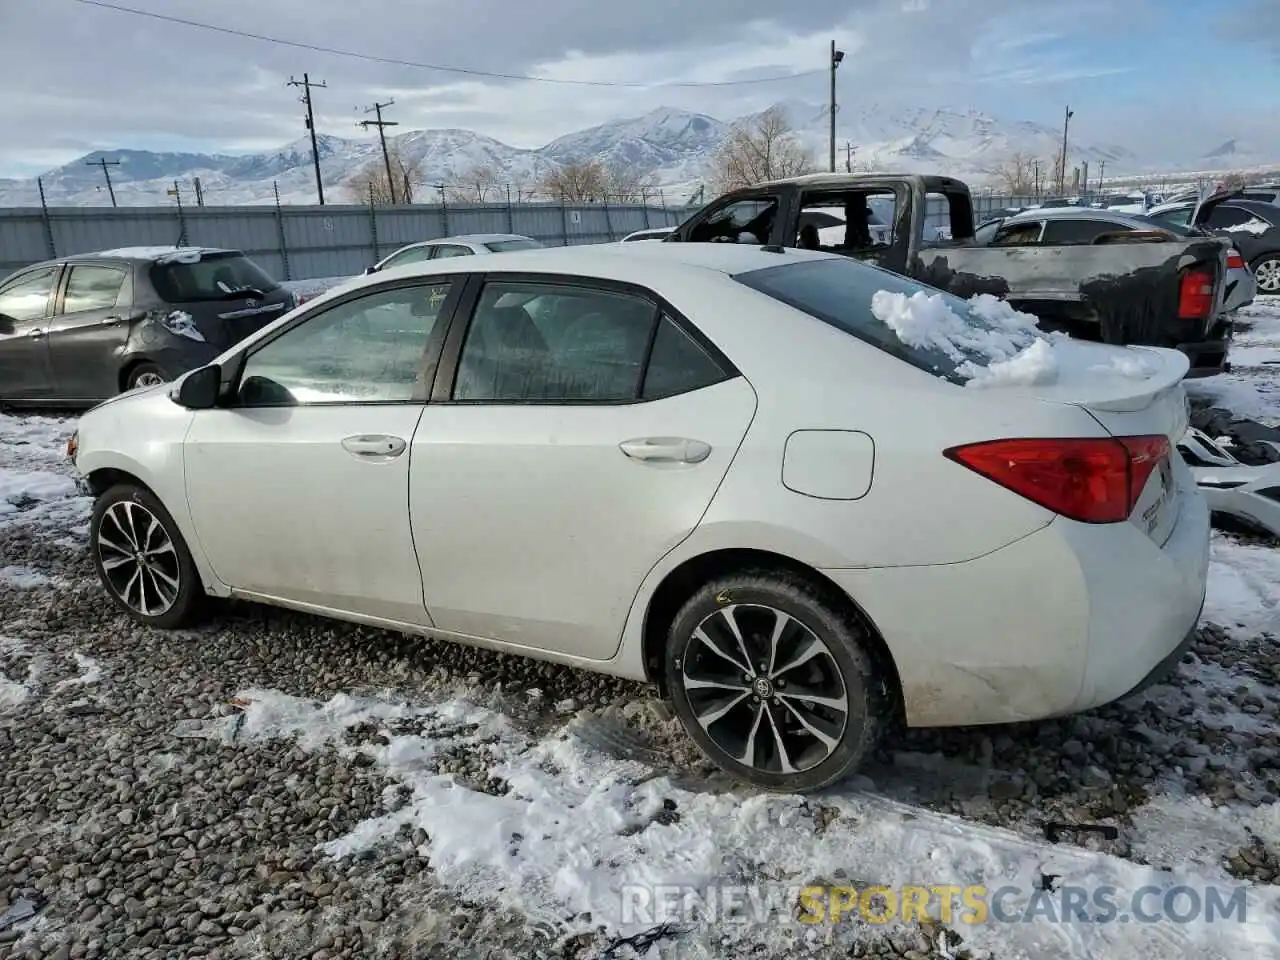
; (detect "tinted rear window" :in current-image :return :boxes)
[484,238,543,253]
[735,258,1022,383]
[149,252,279,303]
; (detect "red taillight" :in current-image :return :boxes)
[944,435,1170,524]
[1178,267,1215,319]
[1226,250,1245,270]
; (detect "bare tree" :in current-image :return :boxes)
[538,160,607,202]
[601,163,659,202]
[708,106,816,192]
[1050,146,1067,196]
[993,151,1038,195]
[447,164,502,203]
[345,147,419,205]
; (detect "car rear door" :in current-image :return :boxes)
[46,261,133,402]
[0,265,59,400]
[408,272,757,660]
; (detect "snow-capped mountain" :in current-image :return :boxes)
[0,101,1257,207]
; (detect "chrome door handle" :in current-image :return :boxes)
[341,434,407,460]
[619,437,711,464]
[28,328,44,339]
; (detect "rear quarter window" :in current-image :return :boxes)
[149,252,279,303]
[734,258,1036,384]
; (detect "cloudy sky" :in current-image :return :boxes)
[0,0,1276,177]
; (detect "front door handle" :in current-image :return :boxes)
[341,434,407,461]
[619,437,711,464]
[28,328,44,339]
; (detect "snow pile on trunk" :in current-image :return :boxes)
[870,290,1056,387]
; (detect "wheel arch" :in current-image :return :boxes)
[638,546,905,724]
[118,357,159,393]
[79,451,230,598]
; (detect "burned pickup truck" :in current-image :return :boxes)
[664,174,1233,376]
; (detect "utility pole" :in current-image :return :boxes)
[288,73,328,205]
[1058,105,1073,196]
[1081,160,1089,199]
[358,98,400,204]
[193,176,205,207]
[1097,159,1106,193]
[1033,159,1041,199]
[845,141,854,173]
[829,41,845,173]
[86,158,120,207]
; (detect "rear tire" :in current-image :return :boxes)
[90,483,204,629]
[663,569,886,793]
[1251,254,1280,295]
[125,362,166,391]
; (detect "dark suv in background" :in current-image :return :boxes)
[0,246,295,407]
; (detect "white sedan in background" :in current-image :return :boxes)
[69,243,1208,792]
[364,233,543,274]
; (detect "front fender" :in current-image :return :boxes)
[74,398,229,597]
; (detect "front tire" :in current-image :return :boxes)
[1252,254,1280,295]
[90,483,204,629]
[664,570,886,792]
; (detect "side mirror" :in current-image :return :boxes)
[173,364,221,409]
[363,265,378,276]
[0,314,15,335]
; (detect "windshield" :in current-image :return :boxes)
[149,252,279,303]
[735,258,1044,385]
[484,238,543,253]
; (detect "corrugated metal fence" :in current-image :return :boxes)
[0,193,1043,281]
[0,201,699,281]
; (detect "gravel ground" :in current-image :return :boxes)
[2,346,1280,959]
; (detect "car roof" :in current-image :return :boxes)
[1005,207,1155,228]
[83,245,238,262]
[1152,198,1276,215]
[411,234,533,247]
[342,241,836,295]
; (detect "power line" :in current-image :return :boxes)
[66,0,824,88]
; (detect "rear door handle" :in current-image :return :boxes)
[28,328,44,339]
[619,437,711,464]
[341,434,407,461]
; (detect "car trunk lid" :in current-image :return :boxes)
[976,339,1188,544]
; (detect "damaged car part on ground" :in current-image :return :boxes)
[1178,426,1280,539]
[0,246,297,408]
[68,242,1210,793]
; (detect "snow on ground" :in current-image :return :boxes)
[1187,298,1280,426]
[195,687,1280,959]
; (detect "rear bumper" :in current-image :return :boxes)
[1178,317,1234,378]
[820,475,1210,727]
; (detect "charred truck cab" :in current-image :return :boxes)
[667,174,1232,377]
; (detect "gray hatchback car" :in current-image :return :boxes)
[0,246,295,408]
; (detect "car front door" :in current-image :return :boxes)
[409,274,757,660]
[182,276,461,623]
[46,262,133,402]
[0,265,59,400]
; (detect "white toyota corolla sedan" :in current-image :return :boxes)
[68,243,1210,792]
